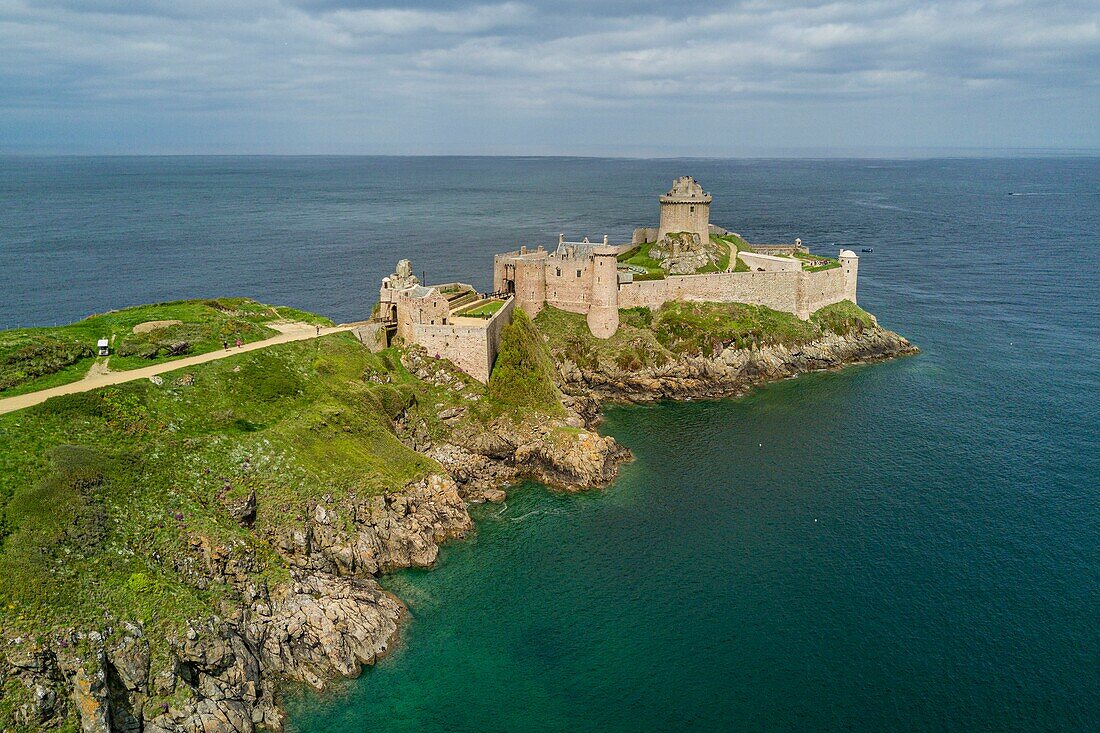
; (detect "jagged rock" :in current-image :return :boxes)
[513,430,629,491]
[72,660,110,733]
[481,488,507,503]
[561,324,918,402]
[34,684,59,722]
[437,406,463,421]
[222,489,257,526]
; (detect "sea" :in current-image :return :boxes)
[1,157,1097,731]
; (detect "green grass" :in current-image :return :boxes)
[810,300,876,334]
[652,301,819,356]
[0,332,446,650]
[535,300,876,370]
[457,300,505,318]
[617,242,668,279]
[534,305,671,372]
[698,236,733,273]
[0,298,334,397]
[484,309,565,417]
[793,251,841,272]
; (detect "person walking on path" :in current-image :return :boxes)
[235,337,242,348]
[223,338,229,351]
[316,325,321,337]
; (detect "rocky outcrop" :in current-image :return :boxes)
[3,474,474,733]
[557,324,918,402]
[271,475,474,578]
[429,411,630,500]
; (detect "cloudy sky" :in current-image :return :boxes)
[1,0,1097,155]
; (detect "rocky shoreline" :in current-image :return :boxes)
[3,323,914,733]
[556,322,918,404]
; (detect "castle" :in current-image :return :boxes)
[379,177,859,382]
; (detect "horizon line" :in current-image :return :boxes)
[2,147,1099,161]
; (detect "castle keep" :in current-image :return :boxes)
[381,176,859,382]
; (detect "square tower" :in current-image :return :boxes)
[658,176,712,243]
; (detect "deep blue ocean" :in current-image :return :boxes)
[1,157,1097,731]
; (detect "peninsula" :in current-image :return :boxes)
[0,179,916,733]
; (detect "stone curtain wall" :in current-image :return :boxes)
[408,298,515,383]
[617,268,851,320]
[618,271,801,313]
[800,267,849,316]
[483,297,515,380]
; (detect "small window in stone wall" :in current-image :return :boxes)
[556,268,561,276]
[690,206,695,213]
[576,270,582,278]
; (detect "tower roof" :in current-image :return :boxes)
[660,176,712,204]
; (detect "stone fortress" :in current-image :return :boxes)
[378,176,859,383]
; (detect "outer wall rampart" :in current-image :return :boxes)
[800,267,849,316]
[617,268,850,320]
[409,298,515,383]
[619,272,801,313]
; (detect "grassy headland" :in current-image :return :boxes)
[0,294,899,731]
[0,299,331,398]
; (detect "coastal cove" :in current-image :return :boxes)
[286,358,1097,732]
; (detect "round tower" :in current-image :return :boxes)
[838,249,859,303]
[586,243,620,339]
[658,176,712,243]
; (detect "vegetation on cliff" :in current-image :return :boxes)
[0,332,448,612]
[0,299,628,730]
[0,326,465,728]
[0,294,901,731]
[535,300,879,372]
[485,309,565,417]
[0,299,331,397]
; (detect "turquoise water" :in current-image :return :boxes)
[286,367,1097,731]
[2,157,1097,730]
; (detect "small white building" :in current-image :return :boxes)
[97,339,110,356]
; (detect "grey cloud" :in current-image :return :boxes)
[0,0,1097,153]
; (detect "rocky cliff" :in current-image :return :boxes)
[555,323,918,403]
[0,303,911,733]
[1,410,627,733]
